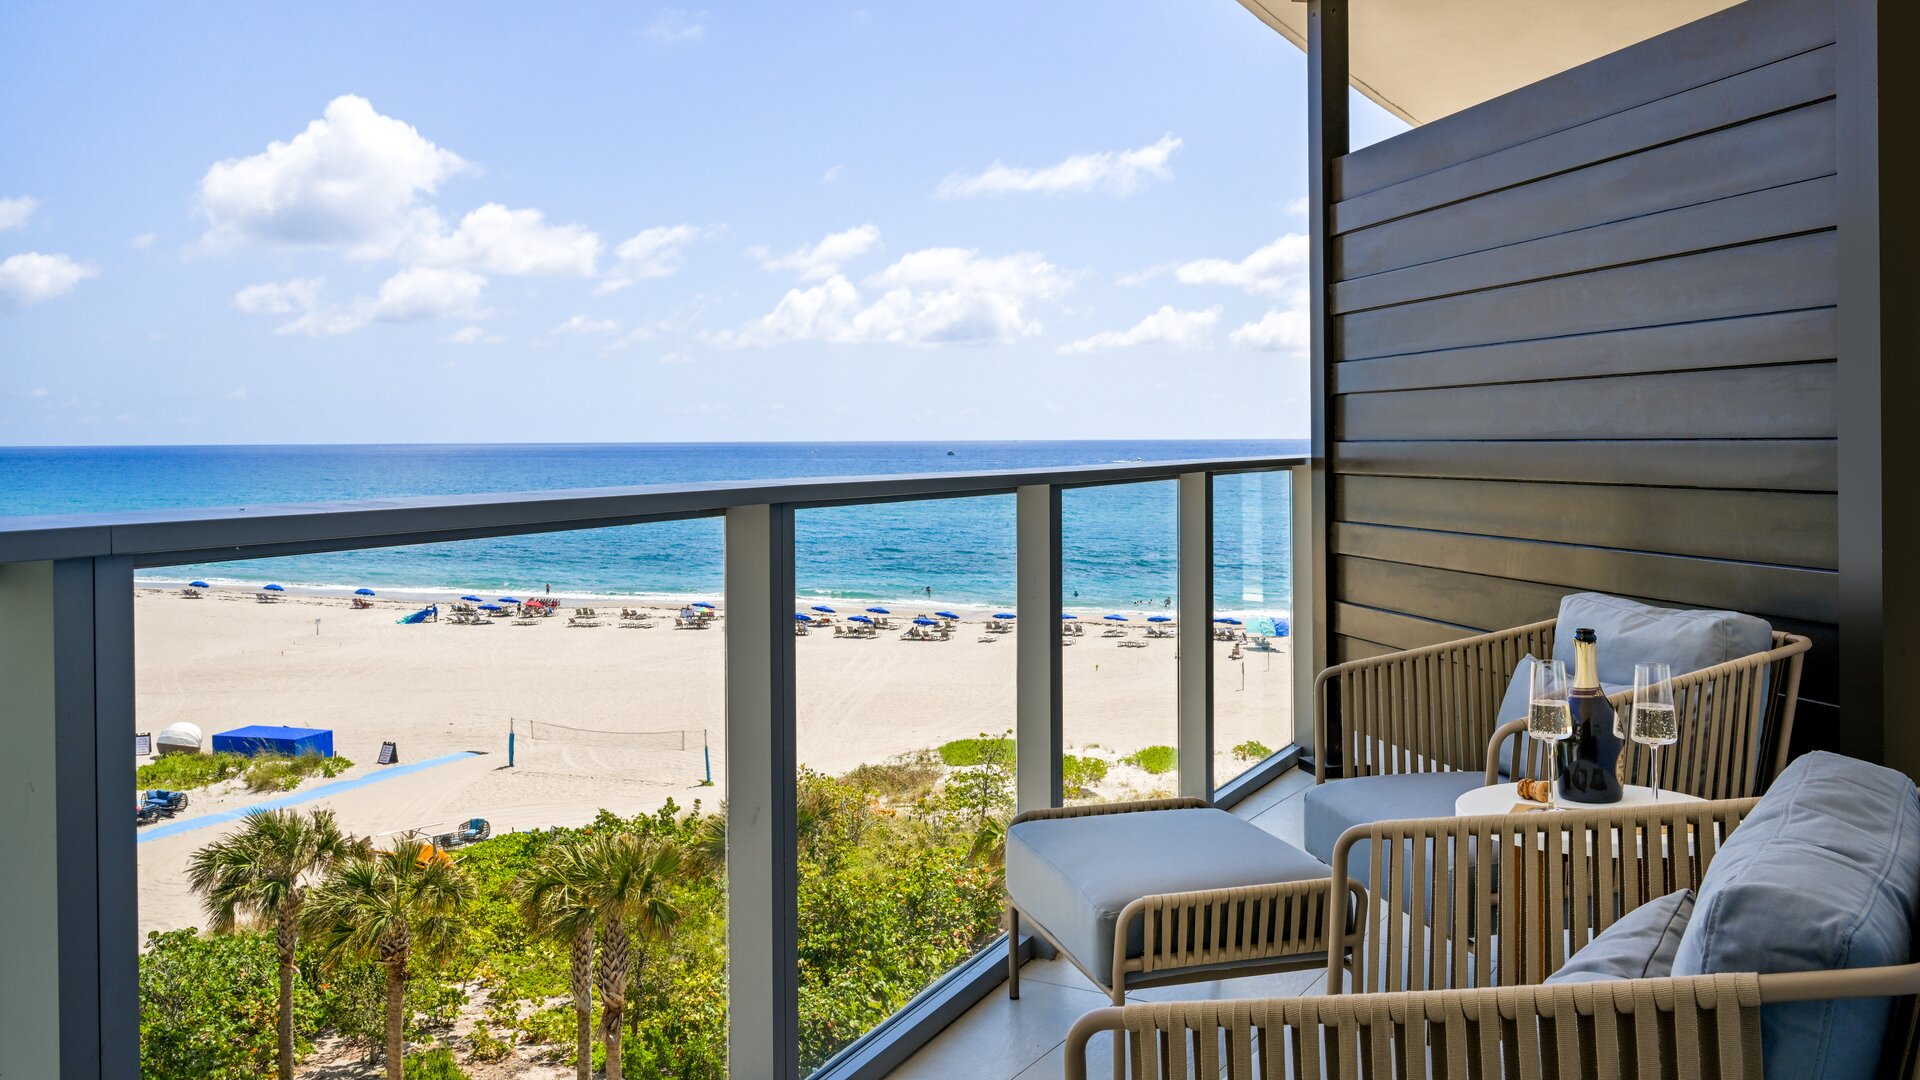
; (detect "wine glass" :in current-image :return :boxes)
[1632,662,1678,800]
[1527,658,1572,810]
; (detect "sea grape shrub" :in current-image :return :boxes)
[1231,740,1274,762]
[139,928,320,1080]
[936,735,1016,767]
[1124,745,1179,775]
[1061,754,1109,797]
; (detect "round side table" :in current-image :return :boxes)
[1455,782,1702,817]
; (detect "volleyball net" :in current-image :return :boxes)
[509,719,711,785]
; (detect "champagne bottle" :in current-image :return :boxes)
[1558,627,1624,804]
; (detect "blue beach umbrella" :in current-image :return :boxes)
[866,607,890,614]
[1062,613,1078,620]
[848,615,873,624]
[263,583,284,592]
[498,596,521,604]
[1104,614,1128,622]
[693,601,715,610]
[461,595,484,602]
[935,610,959,620]
[355,588,376,596]
[1214,617,1242,625]
[1147,615,1172,623]
[479,603,502,611]
[992,613,1016,620]
[1248,616,1290,638]
[913,617,938,626]
[794,613,813,622]
[812,605,836,613]
[188,581,210,589]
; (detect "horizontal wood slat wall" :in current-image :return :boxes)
[1325,0,1841,739]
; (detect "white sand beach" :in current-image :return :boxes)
[134,586,1292,936]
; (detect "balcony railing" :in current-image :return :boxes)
[0,452,1311,1079]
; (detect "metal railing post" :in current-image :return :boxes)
[724,504,800,1077]
[0,557,137,1080]
[1015,485,1064,813]
[1177,473,1215,801]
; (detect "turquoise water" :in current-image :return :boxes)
[0,441,1300,614]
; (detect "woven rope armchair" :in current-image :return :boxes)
[1064,797,1920,1079]
[1316,622,1811,799]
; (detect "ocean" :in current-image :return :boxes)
[0,441,1302,615]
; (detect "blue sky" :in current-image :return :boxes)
[0,1,1402,445]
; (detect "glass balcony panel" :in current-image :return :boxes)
[1211,471,1296,788]
[794,496,1017,1074]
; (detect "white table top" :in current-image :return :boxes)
[1455,781,1702,818]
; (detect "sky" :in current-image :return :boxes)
[0,1,1404,446]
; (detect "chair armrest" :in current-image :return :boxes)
[1112,877,1362,984]
[1314,619,1554,782]
[1009,796,1206,827]
[1064,972,1770,1080]
[1327,796,1762,993]
[1484,717,1527,784]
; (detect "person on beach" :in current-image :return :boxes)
[545,582,551,595]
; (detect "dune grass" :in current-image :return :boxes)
[135,750,352,792]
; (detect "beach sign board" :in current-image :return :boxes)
[135,732,152,757]
[378,740,398,765]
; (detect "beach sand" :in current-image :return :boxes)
[134,587,1292,936]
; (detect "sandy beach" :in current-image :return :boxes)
[134,585,1291,936]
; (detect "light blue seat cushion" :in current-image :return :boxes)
[1544,889,1694,985]
[1673,751,1920,1080]
[1005,808,1326,985]
[1304,771,1486,866]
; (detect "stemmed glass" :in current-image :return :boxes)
[1632,662,1678,800]
[1527,658,1572,810]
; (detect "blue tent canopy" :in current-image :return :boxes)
[188,581,210,589]
[212,725,333,759]
[354,588,376,596]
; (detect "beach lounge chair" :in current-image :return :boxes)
[458,818,490,844]
[432,831,460,850]
[180,586,202,598]
[136,801,160,826]
[350,597,372,609]
[142,789,189,816]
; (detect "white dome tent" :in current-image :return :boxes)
[154,722,203,756]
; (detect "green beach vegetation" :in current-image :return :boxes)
[141,735,1179,1078]
[1123,744,1179,775]
[137,750,353,793]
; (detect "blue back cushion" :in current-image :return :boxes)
[1550,592,1771,688]
[1544,889,1694,984]
[1673,752,1920,1080]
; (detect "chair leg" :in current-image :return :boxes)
[1007,907,1020,1000]
[1111,983,1126,1080]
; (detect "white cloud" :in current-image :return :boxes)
[712,247,1069,348]
[552,314,620,336]
[404,203,599,277]
[1057,305,1221,354]
[198,94,468,251]
[448,325,503,345]
[1283,195,1310,217]
[936,134,1182,198]
[821,165,846,184]
[0,252,97,309]
[658,350,692,365]
[0,196,37,231]
[233,277,325,315]
[258,268,487,336]
[597,224,704,294]
[1230,305,1311,353]
[647,9,707,42]
[130,232,157,249]
[754,224,879,282]
[1171,233,1308,297]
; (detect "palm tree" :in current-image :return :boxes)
[515,840,599,1080]
[302,835,472,1080]
[185,808,363,1080]
[579,832,683,1080]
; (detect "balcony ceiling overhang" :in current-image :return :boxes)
[1234,0,1744,125]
